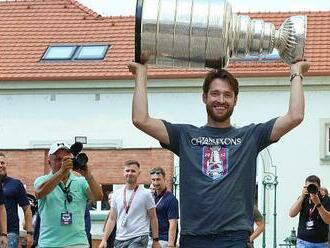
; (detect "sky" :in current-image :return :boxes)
[77,0,330,16]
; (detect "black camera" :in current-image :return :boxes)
[70,142,88,170]
[307,184,319,194]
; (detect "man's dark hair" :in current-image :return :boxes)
[305,175,321,186]
[203,69,239,97]
[149,167,166,177]
[124,160,140,168]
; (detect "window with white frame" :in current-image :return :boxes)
[326,123,330,157]
[320,119,330,162]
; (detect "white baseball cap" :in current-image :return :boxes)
[48,142,70,156]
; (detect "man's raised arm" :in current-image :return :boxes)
[270,61,310,141]
[128,62,170,145]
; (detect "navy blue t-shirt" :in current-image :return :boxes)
[2,176,30,234]
[154,190,179,241]
[0,183,4,205]
[161,119,277,236]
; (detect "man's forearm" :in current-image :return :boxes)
[86,174,103,201]
[35,170,66,199]
[289,195,304,217]
[287,62,309,126]
[150,213,159,239]
[168,219,177,246]
[0,205,7,233]
[23,206,33,232]
[250,221,265,241]
[317,205,330,224]
[102,218,116,242]
[132,66,149,127]
[287,76,304,124]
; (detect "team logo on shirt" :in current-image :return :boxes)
[202,145,229,180]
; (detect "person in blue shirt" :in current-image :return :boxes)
[148,167,179,248]
[129,60,309,248]
[0,153,33,248]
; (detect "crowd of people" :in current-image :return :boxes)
[1,59,329,248]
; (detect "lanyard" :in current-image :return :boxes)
[59,181,72,211]
[155,189,167,208]
[308,205,317,220]
[123,185,139,214]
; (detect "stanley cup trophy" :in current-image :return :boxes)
[135,0,307,69]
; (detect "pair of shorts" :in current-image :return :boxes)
[114,235,148,248]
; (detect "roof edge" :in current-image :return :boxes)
[0,71,329,82]
[68,0,101,18]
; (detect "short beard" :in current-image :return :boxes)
[206,105,234,123]
[0,173,6,181]
[126,178,137,185]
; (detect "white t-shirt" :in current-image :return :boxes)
[112,185,155,240]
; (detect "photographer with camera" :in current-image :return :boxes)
[289,175,330,247]
[34,142,103,248]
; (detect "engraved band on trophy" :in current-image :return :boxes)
[135,0,307,69]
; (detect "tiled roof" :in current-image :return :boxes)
[0,0,329,81]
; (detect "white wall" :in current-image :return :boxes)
[3,76,330,247]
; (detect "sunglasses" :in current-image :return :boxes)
[150,171,162,175]
[65,192,73,203]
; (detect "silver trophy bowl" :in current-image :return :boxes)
[135,0,307,69]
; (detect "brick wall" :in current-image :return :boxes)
[0,148,174,194]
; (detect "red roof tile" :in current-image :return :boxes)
[0,0,329,81]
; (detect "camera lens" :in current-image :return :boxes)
[307,184,318,194]
[72,153,88,170]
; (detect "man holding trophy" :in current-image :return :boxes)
[130,0,310,247]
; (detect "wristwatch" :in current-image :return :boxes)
[316,203,322,208]
[0,233,7,237]
[153,237,159,242]
[27,231,34,235]
[290,72,304,83]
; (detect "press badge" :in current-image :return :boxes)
[306,220,314,230]
[61,212,73,225]
[121,215,128,227]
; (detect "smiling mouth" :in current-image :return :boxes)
[214,105,227,111]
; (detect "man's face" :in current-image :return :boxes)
[0,156,7,177]
[203,78,237,123]
[48,149,71,173]
[149,184,155,194]
[123,164,140,184]
[150,173,166,193]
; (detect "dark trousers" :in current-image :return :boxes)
[180,231,250,248]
